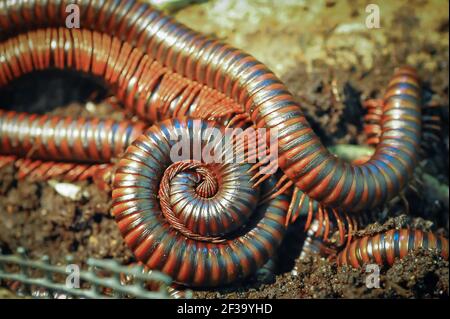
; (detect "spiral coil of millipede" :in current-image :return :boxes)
[0,0,448,287]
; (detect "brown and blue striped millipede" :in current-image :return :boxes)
[0,0,446,286]
[336,229,449,267]
[362,98,442,155]
[0,27,244,125]
[0,24,246,187]
[282,67,426,248]
[0,22,286,285]
[0,0,422,213]
[0,111,289,286]
[0,109,146,189]
[0,110,147,162]
[112,118,290,286]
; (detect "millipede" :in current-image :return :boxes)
[0,24,245,188]
[0,0,447,288]
[0,109,144,189]
[337,229,449,268]
[0,27,244,125]
[0,0,422,212]
[0,110,147,162]
[112,118,290,286]
[362,98,442,155]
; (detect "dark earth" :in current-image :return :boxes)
[0,0,448,298]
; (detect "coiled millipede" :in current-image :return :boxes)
[0,0,447,286]
[112,118,289,286]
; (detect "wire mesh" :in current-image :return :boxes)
[0,247,189,299]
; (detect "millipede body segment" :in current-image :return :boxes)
[337,229,449,268]
[0,27,243,125]
[0,110,146,162]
